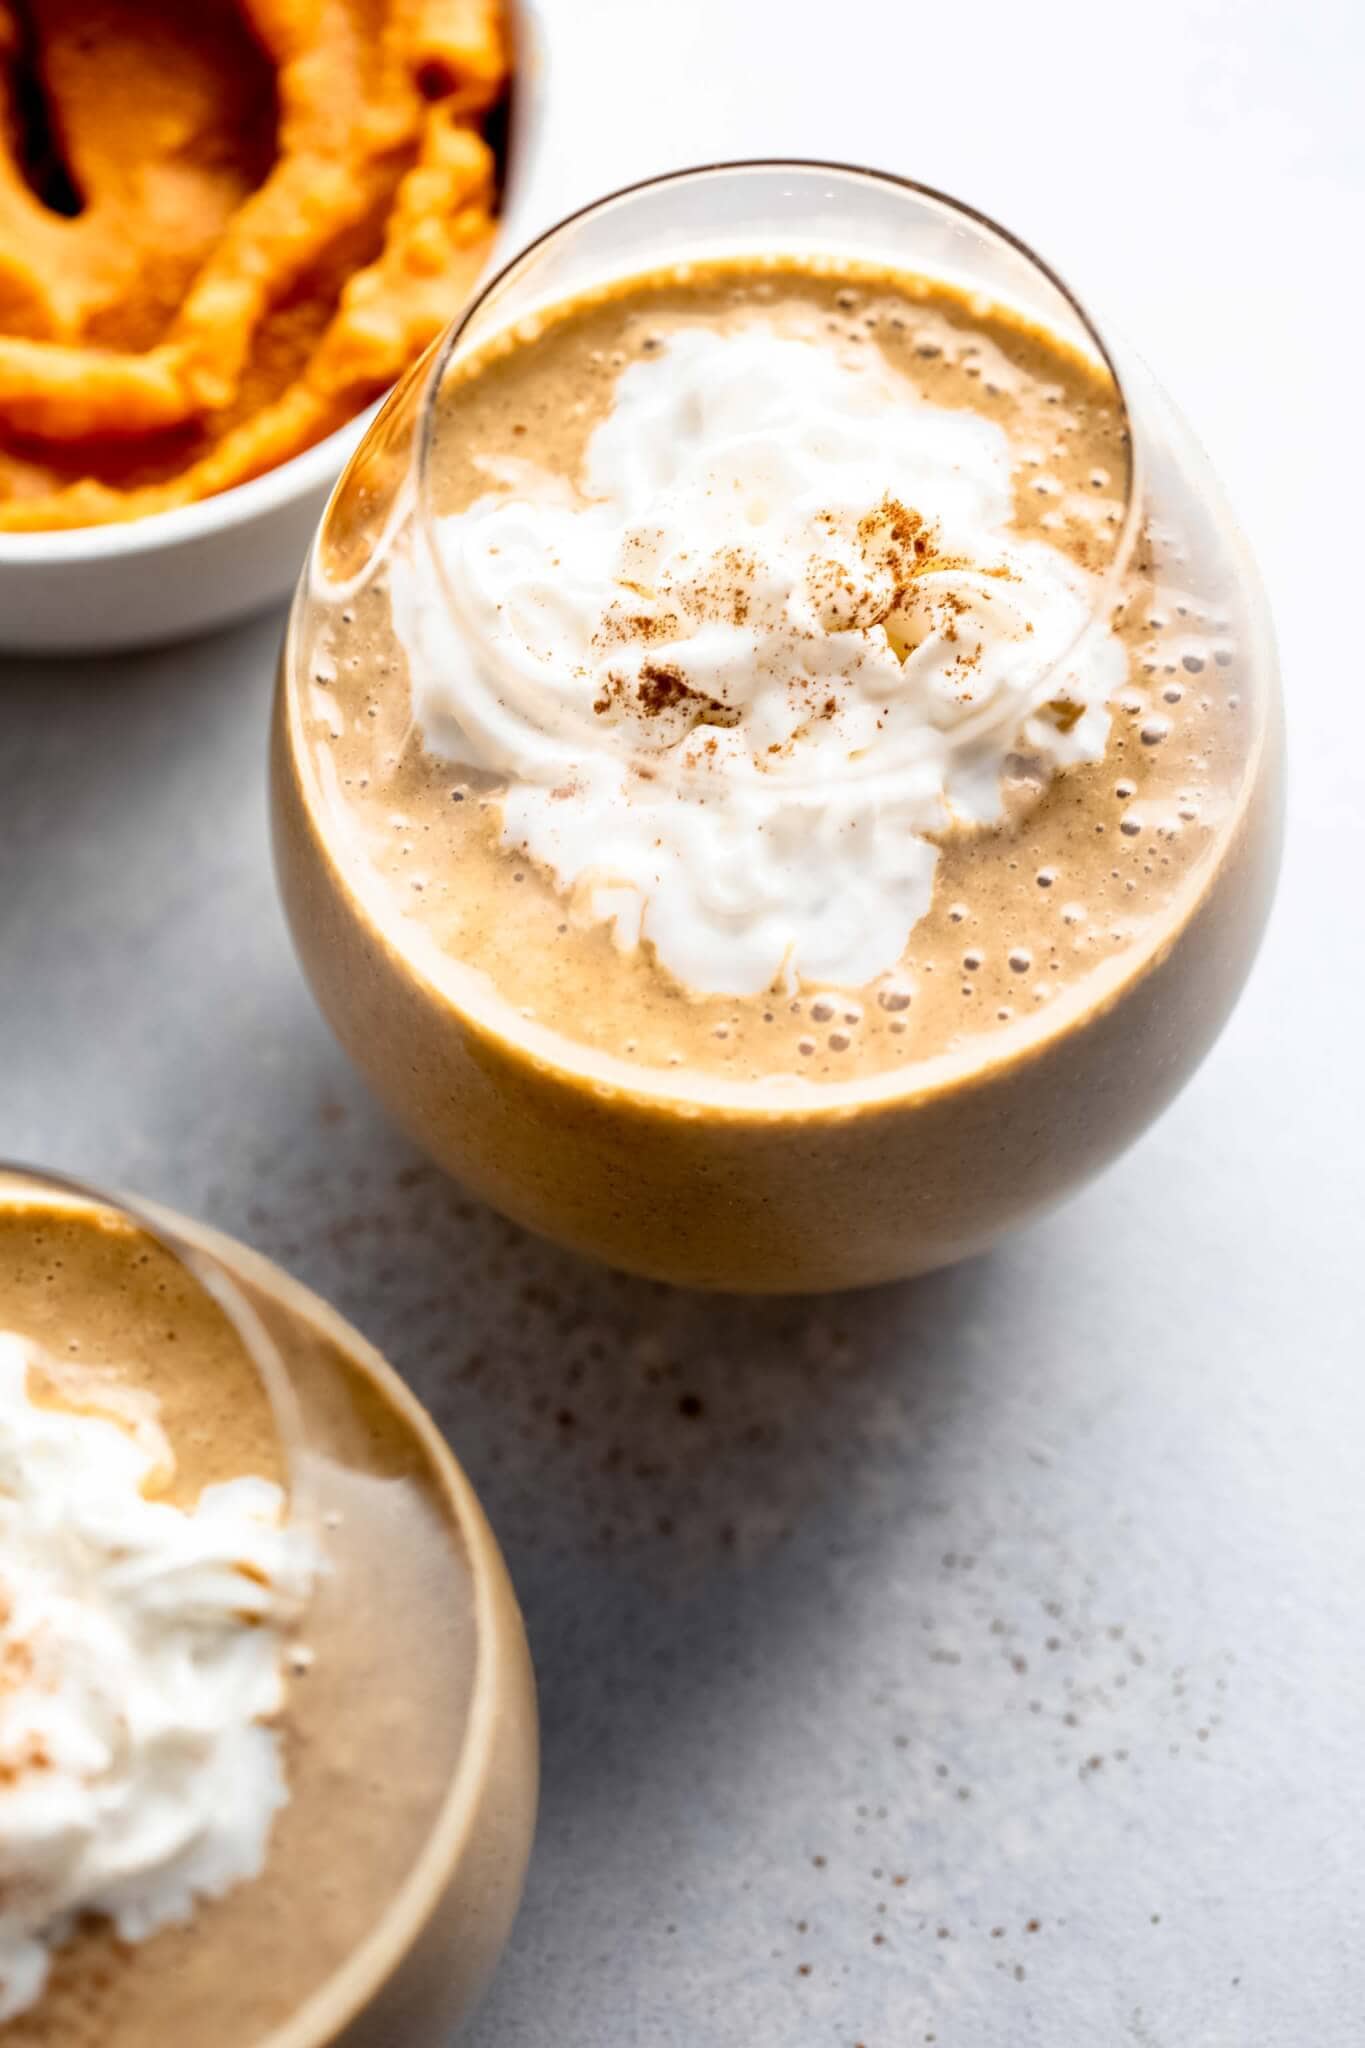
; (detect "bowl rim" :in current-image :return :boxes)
[0,0,545,570]
[179,1208,537,2048]
[0,412,377,566]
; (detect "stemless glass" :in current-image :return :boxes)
[0,1165,536,2046]
[272,163,1285,1292]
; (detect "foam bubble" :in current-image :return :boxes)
[397,324,1124,997]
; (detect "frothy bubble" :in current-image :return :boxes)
[395,321,1124,998]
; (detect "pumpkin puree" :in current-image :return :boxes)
[0,0,509,528]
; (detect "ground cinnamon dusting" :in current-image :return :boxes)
[594,662,740,731]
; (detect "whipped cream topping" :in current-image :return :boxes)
[0,1334,315,2021]
[395,321,1126,996]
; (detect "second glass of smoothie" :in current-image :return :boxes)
[272,163,1283,1291]
[0,1166,536,2044]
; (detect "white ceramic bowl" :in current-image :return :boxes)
[0,0,545,657]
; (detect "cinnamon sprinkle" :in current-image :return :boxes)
[595,661,740,730]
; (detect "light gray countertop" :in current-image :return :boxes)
[3,1,1362,2041]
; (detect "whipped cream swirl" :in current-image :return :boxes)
[394,322,1126,995]
[0,1334,315,2021]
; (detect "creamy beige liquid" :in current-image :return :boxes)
[0,1200,473,2048]
[296,262,1251,1091]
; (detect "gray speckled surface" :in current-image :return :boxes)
[2,599,1361,2046]
[4,0,1365,2034]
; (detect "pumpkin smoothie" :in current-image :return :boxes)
[272,171,1282,1291]
[0,1180,536,2044]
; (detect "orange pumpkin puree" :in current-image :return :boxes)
[0,0,509,528]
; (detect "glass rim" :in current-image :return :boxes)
[0,1162,539,2047]
[407,157,1144,795]
[0,1160,316,1592]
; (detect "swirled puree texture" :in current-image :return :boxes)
[0,0,509,528]
[0,1201,472,2048]
[302,262,1252,1088]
